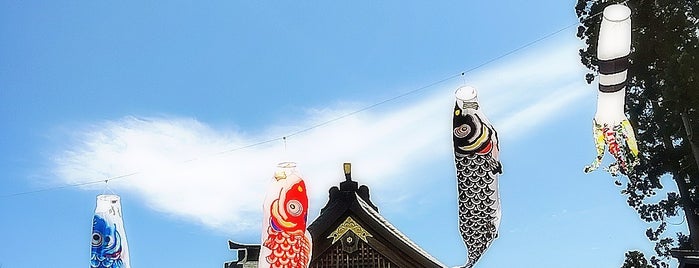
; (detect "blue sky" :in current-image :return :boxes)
[0,1,688,267]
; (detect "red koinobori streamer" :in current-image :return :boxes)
[259,162,312,268]
[583,4,639,177]
[452,86,502,268]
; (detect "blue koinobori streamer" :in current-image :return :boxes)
[90,194,131,268]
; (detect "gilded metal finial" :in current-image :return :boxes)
[343,163,352,181]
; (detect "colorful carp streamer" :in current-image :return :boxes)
[584,4,639,176]
[259,162,312,268]
[91,194,130,268]
[452,86,502,268]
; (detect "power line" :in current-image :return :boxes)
[0,9,609,199]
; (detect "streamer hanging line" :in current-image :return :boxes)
[0,10,609,199]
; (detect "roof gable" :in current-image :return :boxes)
[307,165,446,268]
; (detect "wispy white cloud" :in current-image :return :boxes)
[52,37,593,235]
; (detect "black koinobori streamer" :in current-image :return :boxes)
[452,86,502,268]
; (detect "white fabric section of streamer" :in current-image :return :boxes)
[595,4,631,126]
[595,89,627,125]
[599,71,627,86]
[598,5,631,60]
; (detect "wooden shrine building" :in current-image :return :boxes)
[225,163,447,268]
[672,249,699,268]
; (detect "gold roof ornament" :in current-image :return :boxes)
[327,216,372,244]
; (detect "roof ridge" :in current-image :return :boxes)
[354,193,448,268]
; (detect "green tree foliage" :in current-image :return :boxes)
[576,0,699,267]
[622,250,655,268]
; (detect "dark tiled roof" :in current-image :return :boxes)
[307,170,446,268]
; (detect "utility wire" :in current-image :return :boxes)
[0,8,611,199]
[2,172,139,198]
[286,73,462,139]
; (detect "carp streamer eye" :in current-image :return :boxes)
[92,233,103,246]
[454,124,471,138]
[286,200,303,217]
[105,235,114,247]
